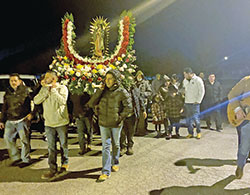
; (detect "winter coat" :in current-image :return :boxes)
[204,81,223,107]
[165,93,184,118]
[0,85,32,123]
[88,69,132,128]
[69,93,93,118]
[151,101,166,124]
[130,86,145,118]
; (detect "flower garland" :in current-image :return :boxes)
[49,11,137,95]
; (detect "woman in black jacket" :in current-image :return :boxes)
[88,69,132,182]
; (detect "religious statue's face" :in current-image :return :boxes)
[105,73,116,88]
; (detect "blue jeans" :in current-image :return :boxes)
[4,120,31,162]
[100,125,123,175]
[236,121,250,168]
[76,117,92,152]
[45,125,68,173]
[185,103,201,135]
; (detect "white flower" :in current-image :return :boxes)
[49,64,53,69]
[122,64,127,69]
[119,67,124,72]
[122,54,126,58]
[128,76,133,80]
[61,79,69,86]
[99,69,106,76]
[83,66,91,72]
[128,54,132,58]
[120,74,125,79]
[87,72,92,77]
[76,72,81,77]
[58,66,62,71]
[116,61,120,65]
[128,68,134,73]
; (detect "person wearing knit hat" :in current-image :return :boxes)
[134,70,152,136]
[152,74,165,96]
[88,69,132,182]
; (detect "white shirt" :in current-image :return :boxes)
[183,74,205,104]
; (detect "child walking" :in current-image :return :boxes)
[151,94,166,138]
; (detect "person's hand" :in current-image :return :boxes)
[41,79,46,87]
[235,108,246,120]
[26,113,33,121]
[0,122,5,129]
[143,111,147,119]
[51,80,57,88]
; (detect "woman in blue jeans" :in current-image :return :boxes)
[88,69,132,182]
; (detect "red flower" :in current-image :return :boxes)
[123,16,130,23]
[104,60,109,65]
[123,34,129,41]
[72,77,76,81]
[97,77,102,81]
[81,76,86,80]
[57,56,62,61]
[122,41,129,48]
[125,58,130,63]
[88,78,93,83]
[91,65,95,70]
[64,75,69,79]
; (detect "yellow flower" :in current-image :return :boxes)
[76,64,83,69]
[69,70,75,75]
[63,56,68,60]
[64,63,70,67]
[118,57,122,61]
[97,64,103,70]
[92,69,98,74]
[109,64,116,69]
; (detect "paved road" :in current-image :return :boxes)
[0,122,250,195]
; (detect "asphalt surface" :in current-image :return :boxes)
[0,121,250,195]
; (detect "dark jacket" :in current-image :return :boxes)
[88,69,132,128]
[130,86,145,118]
[204,81,223,107]
[0,85,32,123]
[70,92,93,118]
[165,93,184,118]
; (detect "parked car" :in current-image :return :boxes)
[0,74,44,137]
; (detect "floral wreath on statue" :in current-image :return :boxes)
[49,10,139,95]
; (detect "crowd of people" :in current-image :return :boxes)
[1,66,247,182]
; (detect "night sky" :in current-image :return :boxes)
[1,0,250,85]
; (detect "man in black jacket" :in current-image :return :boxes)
[88,69,132,182]
[204,73,223,131]
[70,92,93,155]
[0,73,33,165]
[120,84,146,156]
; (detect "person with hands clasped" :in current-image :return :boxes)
[34,71,69,180]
